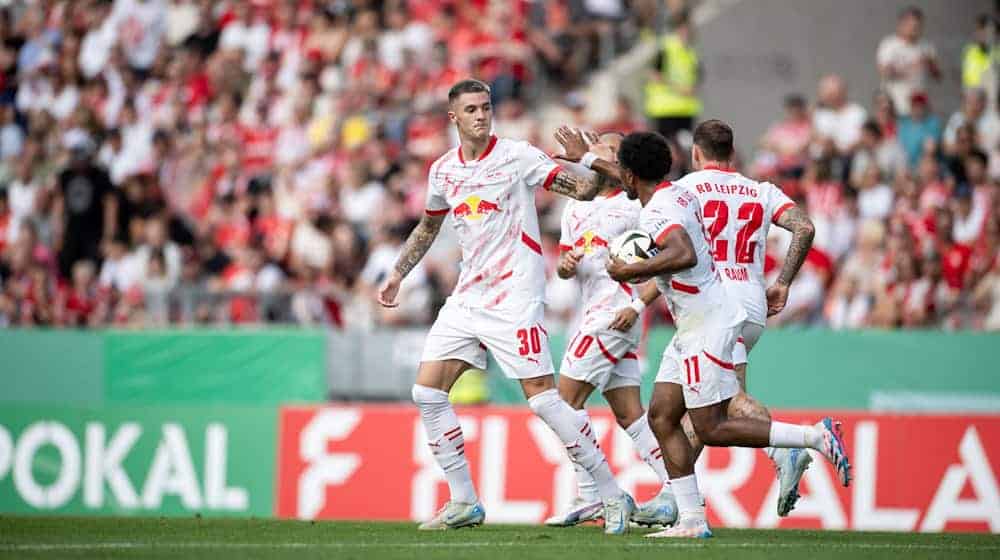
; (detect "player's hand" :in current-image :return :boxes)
[606,256,631,282]
[554,126,590,162]
[609,307,639,332]
[766,281,789,316]
[558,249,584,278]
[378,271,403,308]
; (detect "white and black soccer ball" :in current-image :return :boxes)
[609,230,656,264]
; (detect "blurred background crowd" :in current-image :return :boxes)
[0,0,996,332]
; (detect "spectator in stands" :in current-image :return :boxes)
[755,94,812,178]
[53,141,117,279]
[944,88,998,156]
[813,74,867,157]
[850,120,906,185]
[644,11,701,141]
[877,6,940,116]
[962,14,998,91]
[897,92,942,168]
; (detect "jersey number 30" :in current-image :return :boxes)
[517,327,543,356]
[703,201,764,264]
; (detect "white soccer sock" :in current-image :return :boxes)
[768,421,821,449]
[572,409,600,503]
[528,389,622,501]
[670,474,704,517]
[625,414,671,492]
[412,385,478,504]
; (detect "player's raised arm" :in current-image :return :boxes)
[767,204,816,316]
[548,126,623,201]
[607,226,696,283]
[378,212,446,308]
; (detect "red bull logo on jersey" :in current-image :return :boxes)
[574,231,608,254]
[453,195,501,221]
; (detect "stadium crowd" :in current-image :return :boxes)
[0,1,995,331]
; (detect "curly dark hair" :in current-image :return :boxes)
[618,131,672,182]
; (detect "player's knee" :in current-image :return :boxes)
[412,384,449,407]
[527,387,560,417]
[646,403,673,435]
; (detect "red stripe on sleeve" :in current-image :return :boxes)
[559,244,573,252]
[425,208,449,216]
[542,166,562,190]
[771,202,795,224]
[654,223,683,246]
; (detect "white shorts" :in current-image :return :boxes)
[560,323,641,393]
[655,322,741,408]
[731,321,765,366]
[421,299,554,379]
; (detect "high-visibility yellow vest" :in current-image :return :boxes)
[645,34,702,118]
[963,43,997,89]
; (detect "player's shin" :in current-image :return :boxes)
[412,385,478,504]
[626,414,671,489]
[528,389,623,501]
[572,409,600,502]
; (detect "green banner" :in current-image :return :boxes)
[0,330,103,403]
[488,328,1000,410]
[105,330,328,404]
[0,404,276,517]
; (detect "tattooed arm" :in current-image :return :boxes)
[766,205,816,316]
[547,169,602,201]
[378,213,447,307]
[549,126,623,201]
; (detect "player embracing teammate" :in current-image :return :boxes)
[379,80,637,534]
[567,126,852,538]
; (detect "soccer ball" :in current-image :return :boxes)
[609,230,656,264]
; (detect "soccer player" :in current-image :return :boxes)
[561,129,851,538]
[674,119,818,516]
[545,131,676,528]
[378,79,635,533]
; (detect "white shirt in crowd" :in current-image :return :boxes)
[876,34,937,115]
[813,103,867,153]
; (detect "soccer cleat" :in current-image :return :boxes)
[417,501,486,530]
[544,497,603,526]
[602,492,636,535]
[776,447,814,517]
[815,417,852,487]
[631,488,678,527]
[644,513,712,538]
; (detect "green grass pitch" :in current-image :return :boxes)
[2,517,998,560]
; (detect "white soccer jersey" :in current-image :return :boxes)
[559,189,642,329]
[639,181,745,333]
[675,166,795,326]
[425,135,561,313]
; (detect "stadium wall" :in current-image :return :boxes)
[2,329,998,530]
[0,403,997,533]
[6,328,994,409]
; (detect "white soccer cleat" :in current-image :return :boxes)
[417,501,486,530]
[815,417,852,487]
[644,513,712,538]
[544,497,603,527]
[776,447,813,517]
[631,487,678,527]
[602,492,636,535]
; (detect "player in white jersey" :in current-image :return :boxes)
[675,119,820,516]
[561,130,852,538]
[378,80,635,534]
[543,132,676,529]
